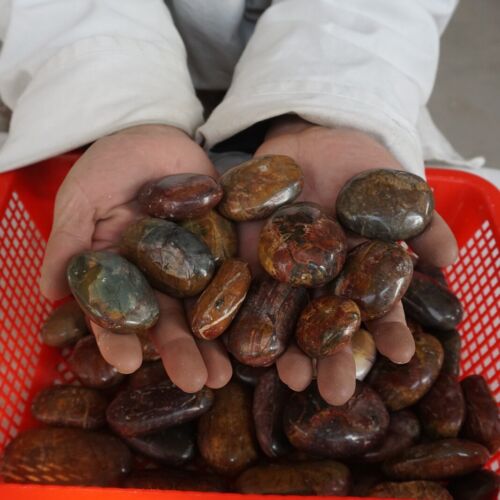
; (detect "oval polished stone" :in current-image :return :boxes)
[181,210,238,265]
[283,382,389,459]
[69,336,125,389]
[107,380,214,437]
[403,271,463,331]
[235,461,350,496]
[1,428,132,486]
[336,169,434,240]
[253,368,292,458]
[121,218,215,298]
[367,332,443,410]
[197,381,258,476]
[382,439,490,480]
[67,250,159,334]
[233,362,269,386]
[370,481,452,499]
[434,328,462,378]
[447,470,500,500]
[462,375,500,453]
[418,373,465,439]
[138,173,223,220]
[352,328,377,380]
[296,295,361,358]
[31,385,108,429]
[40,300,88,347]
[128,360,168,389]
[259,202,347,287]
[332,240,413,320]
[226,277,308,367]
[191,259,251,340]
[218,155,304,221]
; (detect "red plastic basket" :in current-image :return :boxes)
[0,155,498,500]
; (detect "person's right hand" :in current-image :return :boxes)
[40,124,232,392]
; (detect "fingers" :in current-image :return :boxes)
[196,339,233,389]
[408,211,458,268]
[317,347,357,406]
[150,292,208,393]
[91,321,143,374]
[276,344,313,391]
[365,301,415,364]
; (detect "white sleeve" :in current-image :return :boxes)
[198,0,458,176]
[0,0,203,172]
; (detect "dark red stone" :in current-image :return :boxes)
[370,481,452,499]
[447,469,500,500]
[40,300,88,347]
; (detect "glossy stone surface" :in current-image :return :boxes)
[382,439,490,480]
[233,363,268,386]
[67,251,159,333]
[40,300,88,347]
[336,169,434,240]
[1,428,132,486]
[31,385,107,429]
[218,155,303,221]
[138,173,223,220]
[403,271,463,330]
[128,360,168,389]
[415,261,448,288]
[418,373,465,438]
[181,210,238,265]
[370,481,452,499]
[253,368,292,458]
[121,218,215,298]
[191,259,251,340]
[462,375,500,453]
[332,240,413,320]
[283,382,389,458]
[362,410,421,463]
[447,470,500,500]
[352,328,377,380]
[259,202,347,287]
[235,461,350,496]
[107,380,214,437]
[226,277,308,366]
[434,329,462,378]
[69,336,125,389]
[197,381,258,476]
[368,332,443,410]
[296,295,360,358]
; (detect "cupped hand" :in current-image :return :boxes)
[40,124,232,391]
[239,117,458,405]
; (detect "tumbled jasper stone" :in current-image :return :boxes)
[352,328,377,380]
[403,271,463,330]
[69,336,125,389]
[31,385,108,429]
[191,259,251,340]
[198,381,258,476]
[362,410,421,463]
[107,380,214,437]
[259,202,347,287]
[461,375,500,453]
[434,328,462,377]
[67,250,159,334]
[370,481,452,499]
[218,155,303,221]
[128,360,168,389]
[253,368,292,458]
[226,277,308,366]
[233,362,268,386]
[138,173,223,220]
[383,439,490,480]
[447,469,500,500]
[368,332,443,410]
[40,300,88,347]
[283,382,389,458]
[296,295,360,358]
[1,428,132,486]
[418,373,465,438]
[235,461,350,496]
[336,169,434,240]
[121,217,215,298]
[332,240,413,320]
[181,210,238,265]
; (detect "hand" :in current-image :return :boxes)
[40,124,232,391]
[239,117,458,405]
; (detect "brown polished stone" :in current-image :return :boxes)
[434,329,462,378]
[352,328,377,380]
[259,202,347,287]
[447,469,500,500]
[128,360,168,389]
[226,277,308,366]
[40,300,88,347]
[368,332,443,410]
[197,381,258,476]
[332,240,413,320]
[370,481,452,499]
[138,173,223,220]
[415,261,448,287]
[218,155,303,221]
[1,428,132,486]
